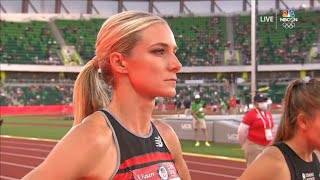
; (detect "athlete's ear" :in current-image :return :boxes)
[109,52,128,74]
[296,113,308,130]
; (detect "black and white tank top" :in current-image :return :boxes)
[99,109,181,180]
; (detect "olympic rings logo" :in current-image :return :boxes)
[280,17,298,29]
[282,22,295,29]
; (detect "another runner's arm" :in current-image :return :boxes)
[153,120,192,180]
[22,112,116,180]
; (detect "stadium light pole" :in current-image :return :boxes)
[251,0,257,103]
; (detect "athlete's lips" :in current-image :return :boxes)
[164,78,177,81]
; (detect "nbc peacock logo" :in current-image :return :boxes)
[282,9,295,18]
[280,9,298,29]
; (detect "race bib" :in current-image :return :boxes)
[132,162,181,180]
[265,129,273,141]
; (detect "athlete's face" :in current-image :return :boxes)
[305,110,320,150]
[125,23,182,99]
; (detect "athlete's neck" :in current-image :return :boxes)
[286,136,314,162]
[106,91,154,136]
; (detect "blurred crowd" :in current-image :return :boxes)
[2,10,318,66]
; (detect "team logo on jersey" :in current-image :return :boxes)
[302,172,315,180]
[155,136,163,148]
[158,164,169,180]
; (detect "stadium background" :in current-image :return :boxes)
[0,0,320,179]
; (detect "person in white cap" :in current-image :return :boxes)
[191,94,211,147]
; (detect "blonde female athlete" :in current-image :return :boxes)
[22,11,191,180]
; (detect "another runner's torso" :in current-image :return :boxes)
[273,142,320,180]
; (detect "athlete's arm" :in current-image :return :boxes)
[153,119,192,180]
[239,146,290,180]
[237,123,249,146]
[22,112,117,180]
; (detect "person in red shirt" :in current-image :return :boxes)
[238,93,274,166]
[230,95,237,114]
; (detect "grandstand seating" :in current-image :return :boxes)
[0,89,13,106]
[266,84,287,103]
[233,15,251,64]
[0,21,62,65]
[55,19,105,63]
[258,11,319,64]
[3,84,73,105]
[55,16,228,66]
[1,12,318,66]
[54,11,318,66]
[171,82,286,108]
[165,16,227,66]
[175,84,227,103]
[1,77,287,106]
[234,10,320,65]
[1,11,319,107]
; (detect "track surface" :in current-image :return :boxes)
[0,137,246,180]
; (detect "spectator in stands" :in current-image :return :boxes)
[174,97,182,117]
[0,116,3,127]
[22,11,191,180]
[239,79,320,179]
[237,93,274,166]
[183,95,192,116]
[230,95,237,114]
[191,94,211,147]
[220,98,228,115]
[156,96,166,112]
[210,97,219,112]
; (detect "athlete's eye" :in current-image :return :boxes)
[152,49,165,55]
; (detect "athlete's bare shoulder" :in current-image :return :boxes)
[152,119,175,137]
[74,110,118,178]
[152,119,181,154]
[239,146,290,180]
[78,111,114,148]
[22,111,117,180]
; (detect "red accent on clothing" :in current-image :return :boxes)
[230,98,237,107]
[119,152,174,170]
[113,172,133,180]
[242,109,274,146]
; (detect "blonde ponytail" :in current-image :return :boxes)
[73,57,110,125]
